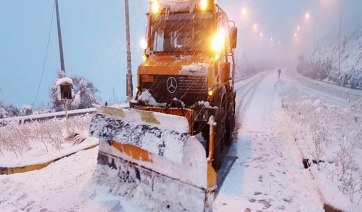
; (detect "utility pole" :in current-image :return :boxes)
[125,0,133,102]
[55,0,65,73]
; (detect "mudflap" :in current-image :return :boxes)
[89,106,216,211]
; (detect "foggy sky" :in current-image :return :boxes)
[0,0,361,107]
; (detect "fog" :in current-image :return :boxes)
[218,0,362,66]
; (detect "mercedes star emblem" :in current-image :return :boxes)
[166,77,177,93]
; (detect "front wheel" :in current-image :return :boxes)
[225,98,235,146]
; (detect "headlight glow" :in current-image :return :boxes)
[152,0,159,14]
[212,28,225,52]
[208,90,213,96]
[140,38,148,50]
[200,0,208,10]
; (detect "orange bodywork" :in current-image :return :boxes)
[138,55,219,91]
[112,142,153,163]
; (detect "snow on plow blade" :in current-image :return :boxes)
[89,106,216,211]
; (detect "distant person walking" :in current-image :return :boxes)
[278,69,281,80]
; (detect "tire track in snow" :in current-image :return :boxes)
[234,72,269,129]
[214,70,325,211]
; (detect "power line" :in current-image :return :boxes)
[33,2,55,107]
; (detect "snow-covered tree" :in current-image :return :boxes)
[0,101,6,119]
[0,89,20,118]
[70,75,100,109]
[20,105,33,116]
[0,87,4,118]
[50,71,100,111]
[4,104,19,117]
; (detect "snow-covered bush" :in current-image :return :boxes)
[280,87,362,204]
[37,106,54,114]
[19,105,33,116]
[0,102,6,119]
[0,114,94,155]
[0,103,20,119]
[0,121,32,158]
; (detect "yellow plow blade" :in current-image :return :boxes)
[89,106,216,211]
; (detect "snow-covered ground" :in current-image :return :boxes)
[214,71,324,211]
[1,68,361,211]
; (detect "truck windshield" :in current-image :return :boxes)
[151,12,214,53]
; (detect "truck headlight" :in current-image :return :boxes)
[208,89,213,96]
[212,28,225,52]
[151,0,159,14]
[199,0,208,11]
[140,38,148,50]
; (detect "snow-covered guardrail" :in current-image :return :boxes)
[0,107,96,126]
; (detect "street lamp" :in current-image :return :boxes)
[305,12,315,60]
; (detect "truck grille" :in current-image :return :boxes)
[145,75,207,107]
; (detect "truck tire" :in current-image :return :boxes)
[213,98,227,170]
[225,97,235,146]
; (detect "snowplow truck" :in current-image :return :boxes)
[89,0,237,211]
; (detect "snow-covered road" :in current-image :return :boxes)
[214,70,324,211]
[285,67,362,105]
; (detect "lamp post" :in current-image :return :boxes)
[305,12,315,61]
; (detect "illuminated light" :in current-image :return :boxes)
[136,87,139,93]
[200,0,208,11]
[208,90,213,96]
[140,38,148,49]
[151,0,159,14]
[242,8,247,15]
[294,33,297,37]
[260,32,263,36]
[214,54,220,60]
[141,75,154,83]
[305,13,310,19]
[212,28,225,51]
[253,24,257,30]
[142,53,147,61]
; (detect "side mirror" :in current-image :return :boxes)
[230,26,238,49]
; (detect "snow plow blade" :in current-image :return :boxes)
[89,106,216,211]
